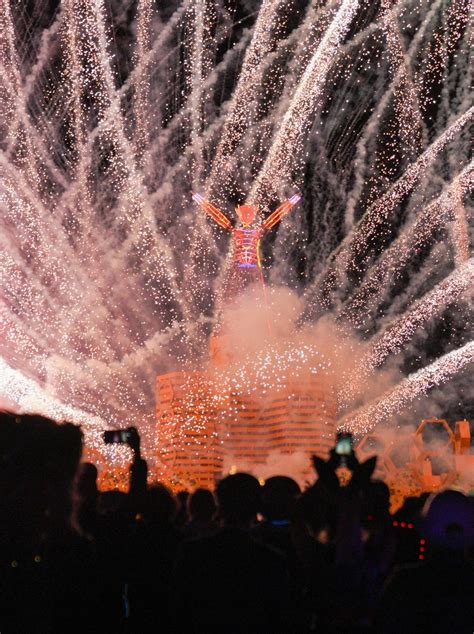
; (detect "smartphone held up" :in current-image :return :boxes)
[334,431,354,466]
[103,428,134,444]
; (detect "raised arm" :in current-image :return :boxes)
[262,193,301,231]
[192,193,232,230]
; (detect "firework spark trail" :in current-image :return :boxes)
[21,5,63,98]
[449,176,471,266]
[1,153,158,372]
[380,0,425,156]
[62,0,93,233]
[339,163,473,325]
[0,156,118,330]
[1,1,472,454]
[118,1,191,103]
[0,157,94,298]
[250,0,361,208]
[186,0,217,186]
[188,0,205,184]
[0,246,67,361]
[0,356,139,467]
[206,0,289,201]
[62,0,197,337]
[0,1,43,189]
[342,106,473,266]
[271,8,387,267]
[0,2,22,140]
[51,2,190,213]
[142,30,251,211]
[367,259,473,367]
[0,4,70,192]
[338,341,474,434]
[146,3,323,219]
[343,0,442,231]
[133,0,154,167]
[416,0,471,116]
[303,105,474,317]
[339,259,474,406]
[54,1,230,279]
[0,356,107,434]
[384,242,449,319]
[179,1,221,340]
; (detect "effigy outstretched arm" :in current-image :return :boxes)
[262,193,301,231]
[192,193,232,230]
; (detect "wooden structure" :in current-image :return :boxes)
[357,418,473,512]
[156,365,336,488]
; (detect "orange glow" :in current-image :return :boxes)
[357,418,473,513]
[156,366,336,488]
[236,204,258,226]
[262,200,294,230]
[192,193,232,229]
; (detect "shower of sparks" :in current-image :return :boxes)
[338,342,474,435]
[250,0,360,208]
[339,164,473,327]
[339,259,474,407]
[0,0,472,467]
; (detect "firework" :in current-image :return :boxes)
[0,0,471,469]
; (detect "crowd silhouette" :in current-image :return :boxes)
[0,412,472,633]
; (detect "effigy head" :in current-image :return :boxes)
[236,204,258,226]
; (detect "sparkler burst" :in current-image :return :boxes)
[1,0,472,464]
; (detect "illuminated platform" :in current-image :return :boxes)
[156,366,336,488]
[156,371,222,489]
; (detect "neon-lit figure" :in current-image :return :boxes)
[193,192,301,298]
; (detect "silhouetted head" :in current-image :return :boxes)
[364,480,391,518]
[262,476,300,521]
[216,473,261,526]
[394,494,429,522]
[188,488,217,522]
[0,413,83,486]
[236,204,258,226]
[175,490,190,528]
[0,412,83,536]
[97,490,127,516]
[143,484,177,525]
[422,490,474,552]
[76,462,98,500]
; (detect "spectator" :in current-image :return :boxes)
[252,475,301,570]
[185,487,218,539]
[127,484,181,633]
[0,413,97,634]
[175,490,190,530]
[173,473,290,632]
[376,490,474,634]
[75,462,99,539]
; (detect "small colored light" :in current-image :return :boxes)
[408,523,413,529]
[419,555,424,560]
[420,538,426,544]
[401,522,406,527]
[393,521,398,526]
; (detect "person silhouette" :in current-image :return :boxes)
[172,473,290,632]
